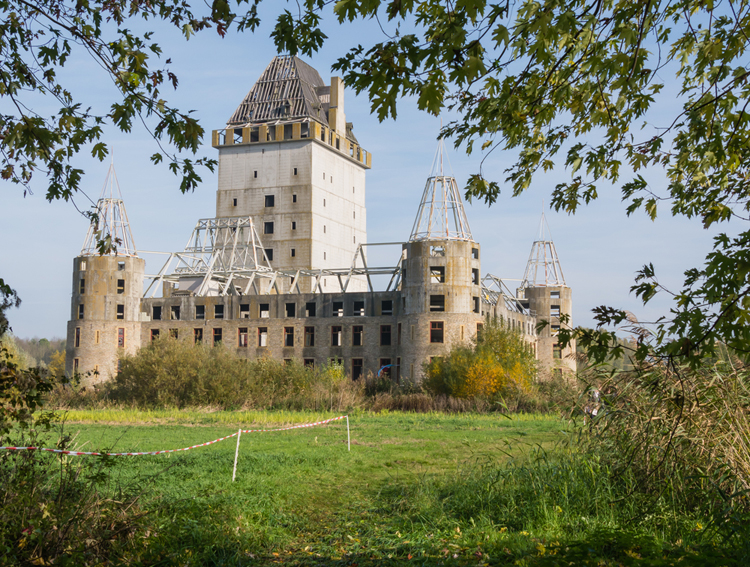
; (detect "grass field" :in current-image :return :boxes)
[38,410,738,565]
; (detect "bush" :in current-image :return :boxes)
[104,337,364,411]
[423,316,536,401]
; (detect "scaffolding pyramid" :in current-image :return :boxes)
[409,140,473,242]
[80,163,138,257]
[521,212,566,287]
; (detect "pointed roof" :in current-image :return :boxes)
[80,163,138,257]
[227,56,330,127]
[409,140,473,242]
[521,212,566,287]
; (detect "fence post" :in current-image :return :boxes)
[232,428,242,482]
[346,416,350,452]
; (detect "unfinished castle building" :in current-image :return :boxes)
[65,55,576,384]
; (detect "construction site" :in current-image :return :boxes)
[65,55,576,383]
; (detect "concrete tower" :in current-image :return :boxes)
[518,213,576,376]
[400,142,483,380]
[65,165,144,383]
[212,56,371,293]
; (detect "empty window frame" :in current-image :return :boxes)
[352,325,364,346]
[213,328,223,346]
[233,198,238,207]
[331,325,342,346]
[472,268,479,285]
[194,328,203,344]
[151,329,160,341]
[292,194,297,203]
[79,278,85,294]
[430,245,445,257]
[74,327,81,348]
[551,324,560,334]
[471,247,479,259]
[550,305,561,317]
[196,305,205,320]
[79,260,87,271]
[284,327,295,347]
[292,221,297,230]
[353,300,365,316]
[293,167,298,176]
[264,222,274,234]
[352,358,364,380]
[118,261,125,271]
[477,322,484,340]
[259,303,270,318]
[333,301,344,317]
[169,328,178,339]
[304,326,315,347]
[430,266,445,283]
[285,303,296,317]
[171,305,180,320]
[304,358,314,367]
[117,328,125,348]
[553,343,562,359]
[258,327,268,347]
[214,305,224,319]
[430,321,444,343]
[153,306,162,320]
[240,304,250,318]
[73,358,79,373]
[291,248,296,257]
[264,195,275,207]
[550,290,561,299]
[381,300,393,315]
[254,170,258,178]
[380,325,392,346]
[473,297,480,314]
[238,328,248,347]
[117,279,125,294]
[116,304,124,320]
[430,295,445,312]
[264,248,274,262]
[305,302,316,317]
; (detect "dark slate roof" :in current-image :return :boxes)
[227,56,331,127]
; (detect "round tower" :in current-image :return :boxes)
[65,164,143,384]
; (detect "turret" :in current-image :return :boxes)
[519,213,576,377]
[65,164,144,383]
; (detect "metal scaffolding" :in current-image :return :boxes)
[481,274,534,316]
[521,213,567,287]
[409,140,473,242]
[80,163,138,257]
[143,218,405,297]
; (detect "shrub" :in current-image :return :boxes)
[105,337,364,411]
[423,316,536,401]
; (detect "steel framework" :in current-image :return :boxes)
[409,140,473,242]
[481,274,534,317]
[143,218,405,297]
[521,213,567,287]
[80,163,138,257]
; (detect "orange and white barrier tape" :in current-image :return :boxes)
[0,415,351,462]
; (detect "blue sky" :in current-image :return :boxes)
[1,9,730,339]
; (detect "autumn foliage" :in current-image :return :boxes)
[423,317,536,400]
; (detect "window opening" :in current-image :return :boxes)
[260,303,270,318]
[116,304,124,320]
[379,359,392,378]
[151,329,160,341]
[291,248,296,257]
[305,326,315,347]
[171,305,180,320]
[550,290,561,298]
[381,300,393,315]
[293,167,298,175]
[430,321,444,343]
[430,266,445,283]
[215,305,224,319]
[264,222,274,234]
[240,304,250,318]
[430,246,445,257]
[333,301,343,317]
[265,248,274,262]
[550,305,561,317]
[286,303,296,317]
[196,305,205,320]
[233,198,237,207]
[213,328,222,346]
[292,221,297,230]
[354,300,365,316]
[380,325,392,346]
[258,327,268,347]
[292,194,297,203]
[305,302,316,317]
[153,306,162,320]
[239,328,248,347]
[118,261,125,270]
[194,328,203,344]
[352,359,364,380]
[265,195,275,207]
[473,297,480,314]
[169,328,178,339]
[74,327,81,348]
[284,327,294,347]
[331,325,342,346]
[353,325,363,346]
[304,358,314,368]
[472,248,479,259]
[430,295,445,312]
[78,304,84,320]
[117,279,125,294]
[118,328,125,348]
[79,279,85,294]
[472,268,479,285]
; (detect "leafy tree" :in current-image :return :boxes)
[424,317,536,399]
[4,0,750,365]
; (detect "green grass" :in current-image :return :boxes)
[35,410,742,565]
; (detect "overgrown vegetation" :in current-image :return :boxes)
[423,316,536,402]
